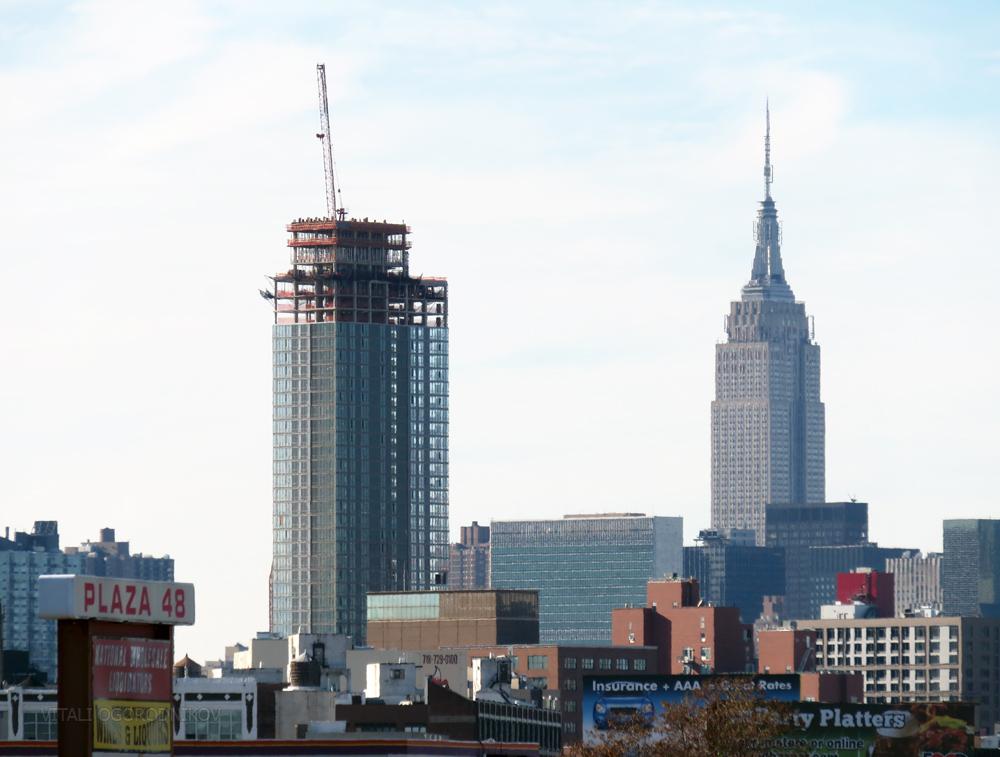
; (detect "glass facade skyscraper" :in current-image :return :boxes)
[268,217,448,642]
[683,534,786,624]
[765,501,869,620]
[942,519,1000,618]
[490,514,682,644]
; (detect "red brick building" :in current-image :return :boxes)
[464,644,657,741]
[758,628,817,674]
[611,578,754,675]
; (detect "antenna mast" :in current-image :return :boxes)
[316,64,338,220]
[764,100,772,199]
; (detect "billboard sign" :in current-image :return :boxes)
[582,674,800,740]
[39,575,195,625]
[581,677,974,757]
[92,637,172,753]
[772,702,974,757]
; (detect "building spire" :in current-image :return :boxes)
[742,102,794,303]
[764,100,772,199]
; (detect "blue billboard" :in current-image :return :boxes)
[581,674,800,742]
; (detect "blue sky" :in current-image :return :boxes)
[1,1,999,663]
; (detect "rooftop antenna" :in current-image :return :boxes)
[764,99,773,199]
[316,64,339,220]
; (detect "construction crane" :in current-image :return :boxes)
[315,63,340,220]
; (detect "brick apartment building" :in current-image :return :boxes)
[447,522,490,590]
[611,578,754,675]
[463,644,657,741]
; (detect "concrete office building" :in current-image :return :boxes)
[886,552,941,617]
[765,501,868,620]
[683,529,785,624]
[447,522,490,590]
[942,520,1000,618]
[800,615,1000,732]
[490,514,682,644]
[267,209,448,641]
[711,111,825,545]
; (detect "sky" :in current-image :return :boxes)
[1,1,999,664]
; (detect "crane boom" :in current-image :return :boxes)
[316,63,337,219]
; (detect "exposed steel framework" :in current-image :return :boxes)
[271,217,447,327]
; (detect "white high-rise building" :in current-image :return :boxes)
[711,109,825,545]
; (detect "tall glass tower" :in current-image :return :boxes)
[268,216,449,641]
[711,109,825,546]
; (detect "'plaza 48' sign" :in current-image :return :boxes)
[39,575,196,625]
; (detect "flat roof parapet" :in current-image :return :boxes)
[562,513,647,519]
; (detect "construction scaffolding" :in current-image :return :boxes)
[270,217,447,327]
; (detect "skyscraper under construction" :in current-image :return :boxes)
[711,109,825,546]
[267,66,448,641]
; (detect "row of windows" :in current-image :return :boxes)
[562,657,647,671]
[818,626,960,641]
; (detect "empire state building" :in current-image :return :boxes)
[711,110,825,546]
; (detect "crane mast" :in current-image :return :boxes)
[316,63,338,219]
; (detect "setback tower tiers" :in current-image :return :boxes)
[710,106,825,546]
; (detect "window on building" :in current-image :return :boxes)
[634,659,646,671]
[582,658,594,670]
[564,679,577,691]
[701,647,712,661]
[616,659,628,671]
[528,677,548,689]
[599,659,611,670]
[564,657,577,670]
[391,669,406,679]
[565,722,577,734]
[185,709,242,740]
[564,700,577,713]
[528,655,547,670]
[23,710,57,741]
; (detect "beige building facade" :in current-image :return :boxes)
[798,615,1000,731]
[886,551,942,616]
